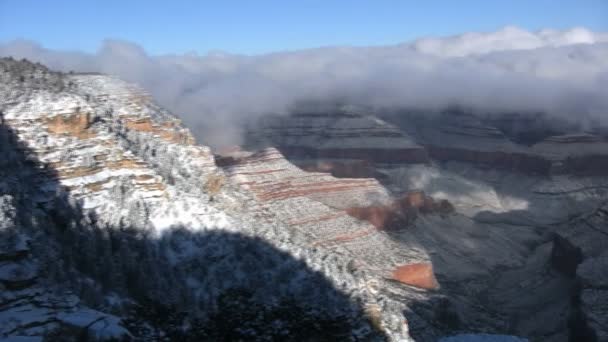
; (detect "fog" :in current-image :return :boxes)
[1,26,607,147]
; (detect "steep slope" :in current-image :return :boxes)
[217,147,450,289]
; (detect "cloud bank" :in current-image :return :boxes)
[1,26,608,147]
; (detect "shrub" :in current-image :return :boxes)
[204,174,225,200]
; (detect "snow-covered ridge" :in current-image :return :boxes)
[0,57,413,341]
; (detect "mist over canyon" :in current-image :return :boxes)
[2,26,608,147]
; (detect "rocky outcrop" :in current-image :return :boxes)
[345,191,453,230]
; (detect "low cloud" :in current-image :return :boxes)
[1,26,607,147]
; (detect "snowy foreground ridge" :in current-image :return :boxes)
[1,58,607,341]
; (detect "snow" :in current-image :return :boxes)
[59,167,153,188]
[4,92,90,120]
[149,191,232,234]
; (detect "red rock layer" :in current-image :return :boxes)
[391,263,439,290]
[124,117,196,145]
[45,112,95,139]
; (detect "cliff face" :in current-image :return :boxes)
[247,111,430,164]
[1,58,607,341]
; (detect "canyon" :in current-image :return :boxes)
[1,58,607,341]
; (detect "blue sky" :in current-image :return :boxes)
[1,0,607,55]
